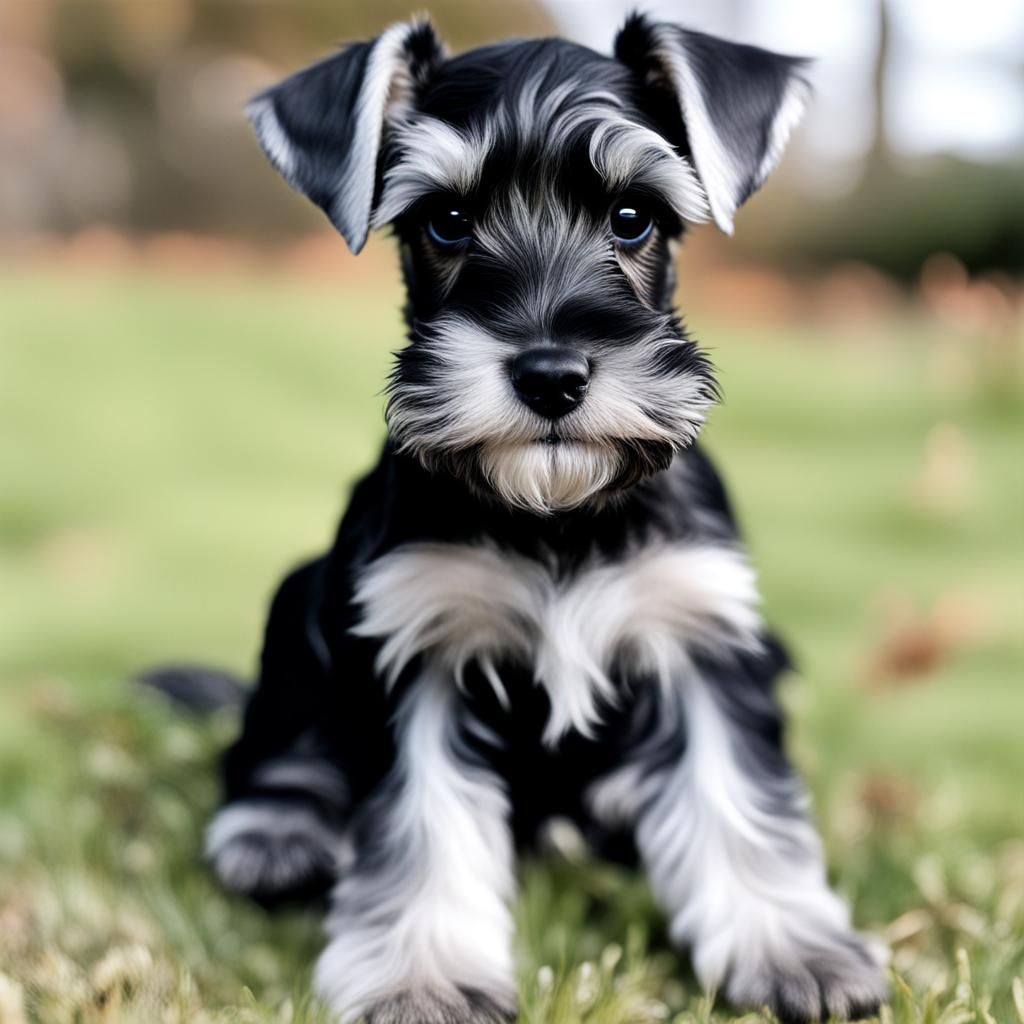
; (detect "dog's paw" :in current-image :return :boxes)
[727,931,889,1023]
[364,989,515,1024]
[204,800,349,904]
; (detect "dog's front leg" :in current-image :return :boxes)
[618,643,888,1022]
[315,661,516,1024]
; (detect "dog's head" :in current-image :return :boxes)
[249,14,809,514]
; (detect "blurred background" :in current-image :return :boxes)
[1,2,1022,1022]
[4,0,1024,268]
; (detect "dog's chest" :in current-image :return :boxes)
[352,540,761,743]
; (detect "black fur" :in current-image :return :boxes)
[222,443,771,838]
[179,14,886,1024]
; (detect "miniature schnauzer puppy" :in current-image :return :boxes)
[202,13,889,1024]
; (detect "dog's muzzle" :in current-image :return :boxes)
[510,346,591,421]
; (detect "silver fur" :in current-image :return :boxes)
[315,667,516,1024]
[206,801,351,895]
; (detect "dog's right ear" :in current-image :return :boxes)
[247,19,444,253]
[614,13,810,236]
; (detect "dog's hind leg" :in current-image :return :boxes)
[206,557,389,905]
[593,637,888,1023]
[315,664,517,1024]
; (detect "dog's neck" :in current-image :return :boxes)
[342,443,715,570]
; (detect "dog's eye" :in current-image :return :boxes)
[610,200,654,245]
[426,205,473,247]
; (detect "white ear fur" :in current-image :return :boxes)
[331,21,421,252]
[661,37,809,233]
[617,17,811,234]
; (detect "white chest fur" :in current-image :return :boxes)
[352,540,763,743]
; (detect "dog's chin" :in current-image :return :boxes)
[476,439,628,516]
[408,434,681,516]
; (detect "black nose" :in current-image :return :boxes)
[511,347,590,420]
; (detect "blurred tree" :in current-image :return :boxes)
[3,0,1022,275]
[738,0,1024,276]
[2,0,554,238]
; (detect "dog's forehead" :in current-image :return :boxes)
[373,37,710,232]
[418,37,640,131]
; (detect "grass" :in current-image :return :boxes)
[0,265,1022,1023]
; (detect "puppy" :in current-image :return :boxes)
[201,14,889,1023]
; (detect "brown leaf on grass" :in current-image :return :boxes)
[858,773,918,823]
[862,588,993,688]
[866,616,950,684]
[863,592,953,685]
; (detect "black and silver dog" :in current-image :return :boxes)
[200,13,889,1023]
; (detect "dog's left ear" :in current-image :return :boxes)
[615,13,810,234]
[247,19,444,253]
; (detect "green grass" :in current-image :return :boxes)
[1,268,1022,1023]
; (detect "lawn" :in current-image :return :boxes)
[0,266,1022,1023]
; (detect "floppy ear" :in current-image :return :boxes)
[614,13,810,235]
[247,19,444,253]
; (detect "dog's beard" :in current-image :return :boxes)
[478,439,622,514]
[387,315,716,515]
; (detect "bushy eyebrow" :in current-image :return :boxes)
[374,118,491,226]
[589,119,710,223]
[374,105,711,228]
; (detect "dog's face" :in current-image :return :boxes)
[249,15,808,514]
